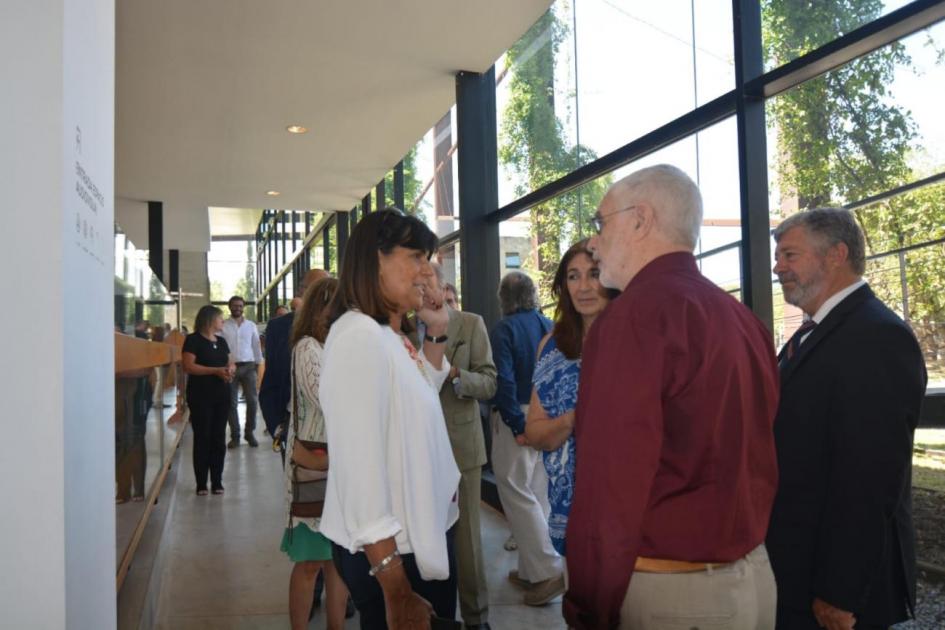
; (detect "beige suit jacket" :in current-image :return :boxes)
[411,308,496,471]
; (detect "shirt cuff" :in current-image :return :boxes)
[347,515,403,554]
[500,411,525,436]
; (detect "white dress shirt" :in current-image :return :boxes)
[222,317,263,363]
[800,278,868,344]
[319,311,460,580]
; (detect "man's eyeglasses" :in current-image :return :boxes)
[591,205,638,234]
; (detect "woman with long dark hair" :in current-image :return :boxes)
[319,208,460,629]
[524,239,618,559]
[281,276,350,630]
[182,305,235,495]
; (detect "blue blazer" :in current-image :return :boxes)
[259,312,293,438]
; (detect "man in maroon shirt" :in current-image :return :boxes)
[564,164,780,629]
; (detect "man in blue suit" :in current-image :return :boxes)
[767,209,926,630]
[258,268,329,451]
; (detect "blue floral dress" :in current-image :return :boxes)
[532,336,580,555]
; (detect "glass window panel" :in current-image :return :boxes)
[767,21,945,218]
[762,0,913,71]
[498,115,740,306]
[436,241,462,309]
[497,0,734,208]
[861,244,945,388]
[410,107,460,237]
[767,22,945,386]
[208,238,258,321]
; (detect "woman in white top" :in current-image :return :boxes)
[281,277,349,629]
[320,209,460,630]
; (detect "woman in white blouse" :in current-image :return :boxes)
[281,276,349,629]
[320,209,460,629]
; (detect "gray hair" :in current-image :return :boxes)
[773,208,866,275]
[498,271,539,315]
[430,261,445,287]
[610,164,703,249]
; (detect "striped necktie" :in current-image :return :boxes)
[785,319,817,361]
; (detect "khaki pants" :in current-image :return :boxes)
[491,408,562,582]
[455,466,489,625]
[619,544,776,630]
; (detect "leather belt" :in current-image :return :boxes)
[635,556,728,574]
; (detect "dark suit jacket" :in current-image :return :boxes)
[258,312,293,438]
[767,285,926,627]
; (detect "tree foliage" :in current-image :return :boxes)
[499,6,610,303]
[234,239,257,321]
[764,0,945,375]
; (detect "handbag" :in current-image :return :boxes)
[289,358,328,518]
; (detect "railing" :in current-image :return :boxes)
[114,331,186,591]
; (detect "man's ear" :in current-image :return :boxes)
[633,203,656,238]
[826,242,850,269]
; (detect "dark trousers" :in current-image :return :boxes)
[228,362,259,438]
[189,394,229,489]
[332,527,457,629]
[776,607,888,630]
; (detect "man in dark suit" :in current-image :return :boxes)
[258,269,328,450]
[767,208,927,630]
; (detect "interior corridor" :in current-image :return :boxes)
[152,413,567,629]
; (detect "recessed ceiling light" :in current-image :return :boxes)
[286,125,308,134]
[266,190,281,196]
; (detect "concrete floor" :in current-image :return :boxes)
[155,421,567,629]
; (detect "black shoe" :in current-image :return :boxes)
[227,438,239,449]
[245,434,259,447]
[345,597,356,619]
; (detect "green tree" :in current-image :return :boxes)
[400,147,423,215]
[764,0,945,376]
[499,5,610,303]
[210,279,225,302]
[234,239,257,321]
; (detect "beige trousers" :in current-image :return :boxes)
[455,466,489,625]
[491,408,562,583]
[618,544,776,630]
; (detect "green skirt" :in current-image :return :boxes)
[280,523,333,562]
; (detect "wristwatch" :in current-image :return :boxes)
[424,333,448,344]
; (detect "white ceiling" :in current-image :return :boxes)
[208,207,266,238]
[116,0,551,231]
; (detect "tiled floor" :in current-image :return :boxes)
[155,426,566,629]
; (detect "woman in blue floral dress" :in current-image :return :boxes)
[525,239,618,556]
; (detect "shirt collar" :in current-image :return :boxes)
[810,278,867,324]
[626,252,698,290]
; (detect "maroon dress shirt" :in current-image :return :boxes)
[563,252,779,629]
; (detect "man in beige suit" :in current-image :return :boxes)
[413,263,497,630]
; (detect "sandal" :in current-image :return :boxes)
[211,487,225,495]
[196,488,208,496]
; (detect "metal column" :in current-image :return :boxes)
[733,0,773,329]
[148,201,164,283]
[336,212,350,265]
[456,68,501,329]
[394,161,405,210]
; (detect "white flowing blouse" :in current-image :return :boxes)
[319,310,460,580]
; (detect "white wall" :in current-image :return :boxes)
[0,1,116,628]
